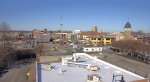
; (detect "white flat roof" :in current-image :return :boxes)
[37,53,145,82]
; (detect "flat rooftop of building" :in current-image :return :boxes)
[37,53,145,82]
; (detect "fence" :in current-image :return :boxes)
[120,66,150,81]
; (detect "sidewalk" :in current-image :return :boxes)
[26,64,36,82]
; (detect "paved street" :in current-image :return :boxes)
[0,60,36,82]
[92,50,150,78]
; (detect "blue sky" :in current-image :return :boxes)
[0,0,150,32]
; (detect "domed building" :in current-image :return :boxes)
[124,22,132,40]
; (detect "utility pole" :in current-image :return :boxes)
[60,16,63,39]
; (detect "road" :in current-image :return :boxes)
[91,46,150,79]
[0,60,36,82]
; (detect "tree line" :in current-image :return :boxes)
[0,22,14,69]
[111,40,150,63]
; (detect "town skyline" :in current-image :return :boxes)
[0,0,150,32]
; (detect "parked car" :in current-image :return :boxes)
[116,52,123,55]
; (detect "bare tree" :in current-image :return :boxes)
[0,22,13,67]
[34,43,44,60]
[112,39,150,63]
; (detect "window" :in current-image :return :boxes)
[106,38,110,40]
[98,38,101,40]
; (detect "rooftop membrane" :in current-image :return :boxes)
[37,53,145,82]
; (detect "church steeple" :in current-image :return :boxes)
[124,19,132,40]
[124,22,131,29]
[124,17,131,29]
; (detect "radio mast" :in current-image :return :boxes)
[60,16,63,39]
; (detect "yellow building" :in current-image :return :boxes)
[87,37,111,45]
[86,37,91,41]
[91,37,102,44]
[81,31,111,45]
[103,37,111,45]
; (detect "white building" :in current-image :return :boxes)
[73,30,81,34]
[83,47,102,52]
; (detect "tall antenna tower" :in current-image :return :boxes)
[60,16,63,39]
[127,17,130,22]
